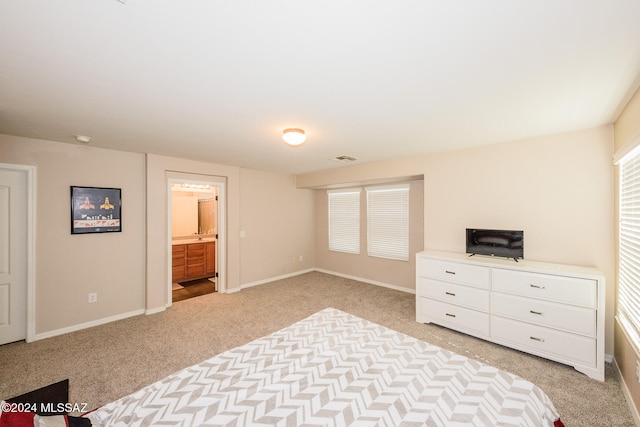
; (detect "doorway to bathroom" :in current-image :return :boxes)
[167,173,226,305]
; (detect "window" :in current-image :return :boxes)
[366,184,409,261]
[618,143,640,353]
[328,189,360,254]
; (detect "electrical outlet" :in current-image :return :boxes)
[88,292,98,303]
[299,255,304,262]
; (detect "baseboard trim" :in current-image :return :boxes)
[146,306,166,315]
[30,270,412,341]
[613,357,640,427]
[29,309,145,342]
[240,268,415,295]
[314,269,415,294]
[241,268,315,290]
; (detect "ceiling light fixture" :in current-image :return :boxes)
[282,128,306,146]
[75,135,91,143]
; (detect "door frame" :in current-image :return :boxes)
[0,163,36,342]
[166,174,226,306]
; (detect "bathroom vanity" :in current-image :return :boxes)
[172,239,215,283]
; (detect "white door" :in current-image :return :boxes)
[0,168,27,344]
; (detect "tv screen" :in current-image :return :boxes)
[466,228,523,260]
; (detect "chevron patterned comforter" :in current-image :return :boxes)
[87,308,563,426]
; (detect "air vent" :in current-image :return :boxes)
[332,155,358,163]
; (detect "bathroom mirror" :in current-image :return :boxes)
[198,198,216,235]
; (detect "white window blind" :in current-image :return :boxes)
[328,189,360,254]
[618,146,640,354]
[366,184,409,261]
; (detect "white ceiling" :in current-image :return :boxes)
[2,1,640,175]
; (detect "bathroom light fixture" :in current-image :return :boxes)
[75,135,91,143]
[282,128,306,146]
[180,183,211,190]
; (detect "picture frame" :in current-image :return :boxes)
[70,186,122,234]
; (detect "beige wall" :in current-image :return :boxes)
[171,190,217,238]
[146,158,317,309]
[424,127,613,265]
[0,124,620,370]
[615,86,640,152]
[297,156,425,189]
[299,126,615,355]
[171,192,199,237]
[146,154,242,309]
[314,181,424,291]
[0,135,320,337]
[426,126,615,355]
[613,86,640,417]
[0,135,146,336]
[239,169,316,285]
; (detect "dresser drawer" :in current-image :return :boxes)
[417,258,490,289]
[491,316,596,367]
[418,278,490,312]
[417,297,490,337]
[492,269,596,308]
[492,292,596,337]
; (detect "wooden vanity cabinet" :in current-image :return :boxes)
[172,245,186,282]
[205,241,216,276]
[172,241,216,283]
[186,243,206,278]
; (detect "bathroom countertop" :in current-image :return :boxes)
[172,238,215,245]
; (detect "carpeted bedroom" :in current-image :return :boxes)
[0,272,635,426]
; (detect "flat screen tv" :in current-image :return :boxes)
[466,228,523,261]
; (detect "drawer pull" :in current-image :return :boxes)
[445,270,456,275]
[445,292,456,296]
[529,310,544,316]
[530,336,545,342]
[529,284,546,290]
[445,313,456,318]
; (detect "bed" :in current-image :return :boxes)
[79,308,565,426]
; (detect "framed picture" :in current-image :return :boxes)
[70,186,122,234]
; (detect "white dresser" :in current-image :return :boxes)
[416,250,605,381]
